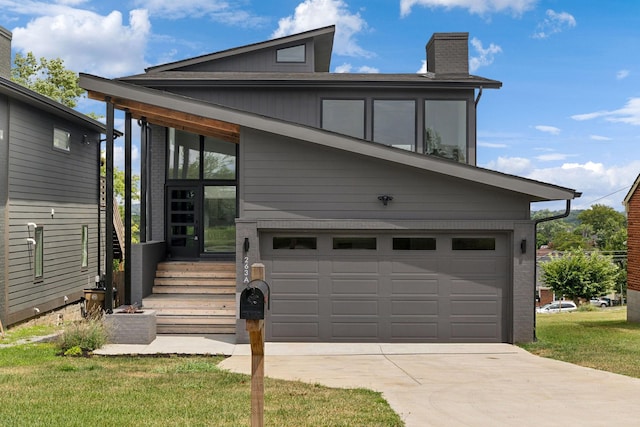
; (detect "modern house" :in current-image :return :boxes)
[0,26,112,327]
[624,173,640,322]
[80,25,579,343]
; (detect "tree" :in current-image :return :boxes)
[540,250,619,305]
[11,52,84,108]
[577,204,627,250]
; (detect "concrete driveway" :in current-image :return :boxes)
[219,343,640,427]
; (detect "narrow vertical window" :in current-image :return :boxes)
[81,225,89,268]
[34,226,44,279]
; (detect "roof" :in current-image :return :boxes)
[623,173,640,210]
[145,25,335,73]
[119,71,501,90]
[0,76,111,134]
[80,72,577,202]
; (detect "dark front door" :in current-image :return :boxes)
[167,186,200,259]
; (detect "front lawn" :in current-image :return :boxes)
[520,307,640,378]
[0,326,402,426]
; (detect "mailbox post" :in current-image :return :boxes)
[241,263,270,427]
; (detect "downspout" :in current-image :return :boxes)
[532,199,573,340]
[474,86,483,107]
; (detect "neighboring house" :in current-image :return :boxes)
[0,26,110,327]
[80,26,579,343]
[624,173,640,322]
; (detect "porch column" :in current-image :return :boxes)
[105,98,114,312]
[124,110,132,305]
[139,118,147,243]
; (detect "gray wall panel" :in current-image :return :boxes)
[0,94,7,323]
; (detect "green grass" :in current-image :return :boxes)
[0,341,403,426]
[520,307,640,378]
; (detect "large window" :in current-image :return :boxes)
[203,186,236,253]
[373,100,415,151]
[424,100,467,162]
[321,99,365,139]
[168,130,237,180]
[53,128,70,151]
[34,226,44,279]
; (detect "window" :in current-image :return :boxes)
[81,225,89,268]
[333,237,377,250]
[393,237,436,250]
[34,226,44,279]
[373,100,416,150]
[276,44,305,62]
[273,237,317,250]
[321,99,365,139]
[452,237,495,251]
[203,136,236,179]
[424,100,467,162]
[53,128,70,151]
[168,129,200,179]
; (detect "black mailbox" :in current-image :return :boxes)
[240,279,270,320]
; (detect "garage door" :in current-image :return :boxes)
[261,233,510,342]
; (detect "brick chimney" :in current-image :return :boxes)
[0,26,11,79]
[426,32,469,75]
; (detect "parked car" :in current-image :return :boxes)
[536,301,578,313]
[590,298,610,308]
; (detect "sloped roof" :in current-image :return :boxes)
[623,173,640,211]
[145,25,335,74]
[0,76,109,134]
[80,73,578,202]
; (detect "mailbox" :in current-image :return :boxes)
[240,279,270,320]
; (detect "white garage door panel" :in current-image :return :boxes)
[262,233,509,342]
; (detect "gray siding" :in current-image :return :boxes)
[240,127,530,221]
[176,41,315,73]
[6,101,100,325]
[0,93,7,323]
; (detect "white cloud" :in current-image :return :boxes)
[589,135,612,141]
[417,60,427,74]
[469,37,502,72]
[616,69,630,80]
[273,0,372,57]
[536,153,571,161]
[478,141,508,148]
[571,97,640,126]
[334,63,379,73]
[11,8,151,77]
[535,125,561,135]
[400,0,537,17]
[483,156,533,175]
[133,0,267,26]
[532,9,576,39]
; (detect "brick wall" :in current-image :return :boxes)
[0,26,11,79]
[628,190,640,292]
[426,32,469,75]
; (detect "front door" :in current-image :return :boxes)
[167,186,201,259]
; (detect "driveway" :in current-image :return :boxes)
[220,343,640,427]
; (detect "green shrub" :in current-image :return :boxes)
[577,303,598,312]
[58,319,109,353]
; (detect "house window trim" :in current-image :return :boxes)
[81,225,89,269]
[34,226,44,280]
[53,127,71,152]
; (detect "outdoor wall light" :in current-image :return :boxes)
[26,238,37,245]
[520,239,527,254]
[27,222,37,228]
[378,195,393,206]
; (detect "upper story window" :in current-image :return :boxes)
[276,44,306,63]
[424,100,467,163]
[168,128,237,180]
[321,99,365,139]
[373,100,416,151]
[53,127,70,151]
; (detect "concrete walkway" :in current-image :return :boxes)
[96,337,640,427]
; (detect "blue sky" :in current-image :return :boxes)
[2,0,639,211]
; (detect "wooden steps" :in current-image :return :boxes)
[142,261,237,335]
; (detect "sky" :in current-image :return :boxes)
[2,0,640,212]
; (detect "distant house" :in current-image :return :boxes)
[0,26,110,326]
[624,173,640,322]
[80,26,579,343]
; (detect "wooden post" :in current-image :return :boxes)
[247,263,266,427]
[0,318,5,339]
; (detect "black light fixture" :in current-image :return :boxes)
[378,195,393,206]
[520,239,527,254]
